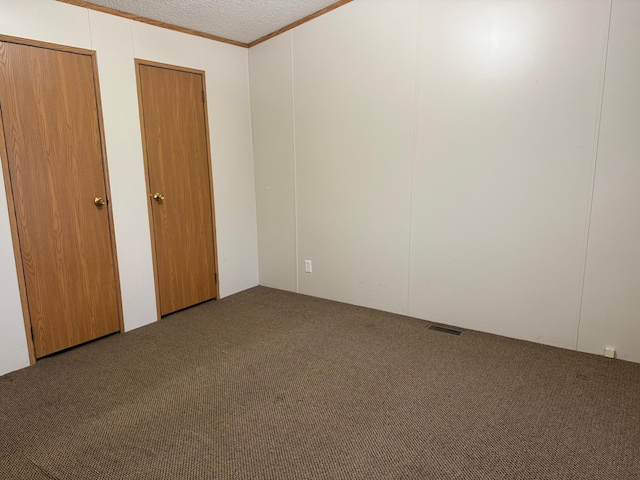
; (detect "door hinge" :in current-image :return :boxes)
[215,272,218,283]
[202,91,205,103]
[30,324,34,339]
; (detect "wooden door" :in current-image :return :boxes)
[0,38,122,358]
[136,62,218,316]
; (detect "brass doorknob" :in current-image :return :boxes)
[94,197,106,207]
[153,193,165,202]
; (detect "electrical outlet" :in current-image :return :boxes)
[304,260,312,273]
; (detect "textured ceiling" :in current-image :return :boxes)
[84,0,341,44]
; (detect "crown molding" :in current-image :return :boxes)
[57,0,353,49]
[57,0,249,48]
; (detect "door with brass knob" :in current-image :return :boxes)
[137,60,218,316]
[0,38,123,359]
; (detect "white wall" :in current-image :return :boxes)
[293,0,418,314]
[251,0,640,362]
[0,0,258,375]
[578,0,640,362]
[410,0,610,349]
[249,34,297,292]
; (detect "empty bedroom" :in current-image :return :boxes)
[0,0,639,478]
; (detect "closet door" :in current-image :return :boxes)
[0,38,122,358]
[136,61,218,316]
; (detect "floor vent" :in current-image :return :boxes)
[428,325,462,336]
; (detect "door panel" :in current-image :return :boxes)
[0,40,121,358]
[137,64,217,315]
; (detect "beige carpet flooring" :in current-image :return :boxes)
[1,286,639,479]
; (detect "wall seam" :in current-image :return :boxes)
[575,0,614,351]
[85,5,94,49]
[290,31,300,293]
[406,0,422,316]
[245,48,260,288]
[129,15,136,57]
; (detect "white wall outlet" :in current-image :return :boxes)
[604,346,616,359]
[304,260,312,273]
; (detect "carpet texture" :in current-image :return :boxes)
[1,286,639,479]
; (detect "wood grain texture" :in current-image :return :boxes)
[57,0,249,48]
[137,62,218,316]
[0,40,121,358]
[248,0,353,47]
[0,34,97,56]
[134,61,162,322]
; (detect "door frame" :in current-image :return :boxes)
[0,34,125,364]
[134,58,220,320]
